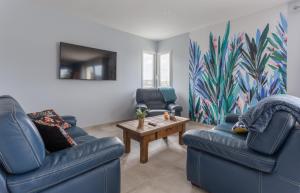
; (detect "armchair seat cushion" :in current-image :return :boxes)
[66,126,88,138]
[74,135,97,145]
[183,129,276,173]
[7,137,124,193]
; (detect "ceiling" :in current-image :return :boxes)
[34,0,288,40]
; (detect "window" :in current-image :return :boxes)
[158,52,171,87]
[142,52,155,88]
[142,51,172,88]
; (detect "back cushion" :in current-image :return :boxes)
[136,89,166,109]
[247,111,295,155]
[0,96,45,174]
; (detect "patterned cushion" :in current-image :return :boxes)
[28,110,76,152]
[28,109,71,129]
[33,123,77,152]
[232,121,248,134]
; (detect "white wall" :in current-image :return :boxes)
[287,0,300,97]
[0,1,156,127]
[157,34,190,117]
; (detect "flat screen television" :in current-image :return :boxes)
[59,42,117,80]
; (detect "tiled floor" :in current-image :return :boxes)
[86,121,211,193]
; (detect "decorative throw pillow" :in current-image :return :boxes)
[28,109,71,129]
[28,110,76,152]
[232,121,248,134]
[33,123,77,152]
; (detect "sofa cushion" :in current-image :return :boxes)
[183,129,276,173]
[67,126,88,138]
[0,96,45,174]
[136,88,163,102]
[247,111,295,155]
[224,114,239,124]
[136,88,166,109]
[232,121,248,134]
[146,101,166,110]
[74,135,97,145]
[28,109,71,130]
[33,123,77,152]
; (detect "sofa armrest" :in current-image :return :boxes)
[167,103,183,112]
[136,103,148,111]
[7,137,124,193]
[61,115,77,126]
[224,114,239,124]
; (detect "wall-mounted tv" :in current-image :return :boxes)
[59,42,117,80]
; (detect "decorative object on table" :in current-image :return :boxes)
[136,108,147,129]
[169,110,177,121]
[163,112,169,120]
[148,122,157,127]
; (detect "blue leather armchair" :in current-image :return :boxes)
[0,95,124,193]
[183,112,300,193]
[136,88,182,116]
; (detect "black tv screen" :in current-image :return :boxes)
[59,42,117,80]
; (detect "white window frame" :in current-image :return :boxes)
[142,51,156,88]
[142,50,172,88]
[157,51,172,87]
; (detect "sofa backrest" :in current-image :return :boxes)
[136,89,166,109]
[0,95,45,174]
[246,111,295,155]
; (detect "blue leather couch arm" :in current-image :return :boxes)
[7,137,124,193]
[167,103,183,113]
[136,103,148,111]
[61,115,77,126]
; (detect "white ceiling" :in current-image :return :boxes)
[34,0,288,40]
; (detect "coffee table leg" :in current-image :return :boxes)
[140,138,149,163]
[179,124,185,145]
[123,130,131,153]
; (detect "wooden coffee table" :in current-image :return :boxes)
[117,115,189,163]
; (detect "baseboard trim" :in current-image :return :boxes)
[84,118,133,130]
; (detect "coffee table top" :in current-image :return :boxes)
[117,115,189,136]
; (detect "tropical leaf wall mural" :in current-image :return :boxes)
[189,13,287,125]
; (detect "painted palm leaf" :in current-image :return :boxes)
[268,13,287,92]
[195,22,240,124]
[189,40,203,121]
[241,24,270,101]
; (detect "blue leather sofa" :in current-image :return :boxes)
[0,95,124,193]
[136,88,182,116]
[183,112,300,193]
